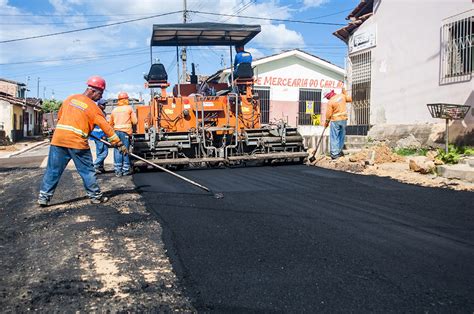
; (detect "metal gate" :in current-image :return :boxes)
[298,88,321,125]
[254,87,270,124]
[347,50,371,135]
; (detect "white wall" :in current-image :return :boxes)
[253,55,344,126]
[358,0,473,127]
[24,107,35,136]
[254,56,344,101]
[0,100,12,136]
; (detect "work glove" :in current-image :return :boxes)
[324,121,330,128]
[118,144,128,155]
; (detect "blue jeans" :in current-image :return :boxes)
[329,120,347,158]
[114,131,131,174]
[39,145,102,201]
[93,138,108,170]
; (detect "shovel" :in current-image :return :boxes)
[308,125,328,163]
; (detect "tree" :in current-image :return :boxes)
[42,99,62,113]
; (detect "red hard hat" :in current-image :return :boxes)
[87,76,106,91]
[118,92,129,100]
[324,89,335,99]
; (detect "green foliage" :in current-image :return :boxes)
[394,148,428,156]
[437,145,474,164]
[41,99,62,113]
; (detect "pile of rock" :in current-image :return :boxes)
[408,151,444,174]
[348,143,404,165]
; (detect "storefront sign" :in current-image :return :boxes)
[349,24,376,54]
[255,76,343,89]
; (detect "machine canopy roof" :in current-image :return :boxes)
[150,22,261,47]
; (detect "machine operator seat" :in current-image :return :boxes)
[144,63,168,85]
[233,62,254,95]
[234,62,254,81]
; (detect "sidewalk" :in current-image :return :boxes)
[0,138,49,158]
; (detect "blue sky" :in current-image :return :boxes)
[0,0,358,101]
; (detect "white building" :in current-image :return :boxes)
[221,49,345,136]
[334,0,473,145]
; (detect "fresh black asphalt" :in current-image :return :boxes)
[134,164,474,312]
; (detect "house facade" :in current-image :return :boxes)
[221,49,345,136]
[334,0,473,144]
[0,78,43,142]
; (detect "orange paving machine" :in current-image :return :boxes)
[132,23,306,167]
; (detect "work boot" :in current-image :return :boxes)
[122,170,133,176]
[95,167,105,174]
[115,172,122,177]
[90,196,109,204]
[37,198,50,207]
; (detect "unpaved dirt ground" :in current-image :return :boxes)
[0,168,194,312]
[309,148,474,192]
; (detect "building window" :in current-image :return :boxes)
[17,87,25,99]
[298,88,321,126]
[441,10,473,84]
[347,50,371,134]
[254,87,270,124]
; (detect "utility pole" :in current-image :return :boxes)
[37,77,40,98]
[181,0,187,83]
[51,89,55,100]
[220,54,226,68]
[24,76,30,106]
[43,86,46,99]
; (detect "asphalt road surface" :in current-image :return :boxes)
[134,164,474,312]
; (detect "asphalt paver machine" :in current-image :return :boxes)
[132,22,307,168]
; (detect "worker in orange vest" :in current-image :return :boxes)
[38,76,128,207]
[324,88,352,159]
[110,92,137,176]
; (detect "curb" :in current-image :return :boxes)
[5,140,49,158]
[436,164,474,183]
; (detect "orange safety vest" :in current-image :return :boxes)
[325,91,352,122]
[110,99,138,135]
[51,94,120,149]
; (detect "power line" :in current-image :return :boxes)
[0,19,125,25]
[0,49,150,65]
[0,10,183,44]
[307,9,352,20]
[0,13,163,17]
[190,10,345,25]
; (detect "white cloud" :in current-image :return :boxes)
[106,83,144,100]
[302,0,329,9]
[254,24,305,51]
[0,0,309,98]
[246,48,265,60]
[48,0,84,14]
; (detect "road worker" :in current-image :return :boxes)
[324,88,352,159]
[38,76,128,207]
[90,98,109,174]
[233,45,252,76]
[110,92,137,176]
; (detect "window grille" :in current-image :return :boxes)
[254,87,270,124]
[348,50,371,127]
[298,88,322,126]
[441,9,473,84]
